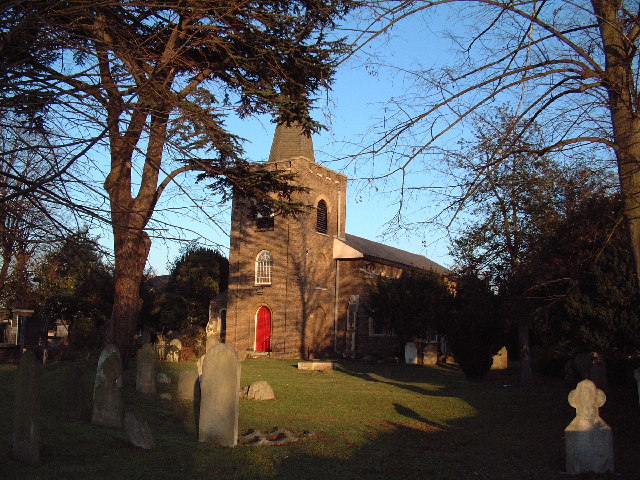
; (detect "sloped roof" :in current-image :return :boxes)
[268,122,315,163]
[338,233,448,273]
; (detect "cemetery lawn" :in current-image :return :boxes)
[1,358,639,480]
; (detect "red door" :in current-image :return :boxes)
[256,306,271,352]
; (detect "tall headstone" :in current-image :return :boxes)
[565,379,614,475]
[63,364,86,420]
[136,343,157,394]
[13,350,41,464]
[198,344,240,447]
[92,344,123,428]
[404,341,418,364]
[634,368,640,406]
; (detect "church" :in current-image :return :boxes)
[211,123,448,360]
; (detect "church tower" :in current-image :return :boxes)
[224,123,347,358]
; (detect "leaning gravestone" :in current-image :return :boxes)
[565,379,614,475]
[136,343,157,394]
[92,344,123,428]
[13,350,41,464]
[124,410,156,449]
[404,341,418,364]
[634,368,640,406]
[199,344,240,447]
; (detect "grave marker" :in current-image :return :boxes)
[198,344,240,447]
[13,350,41,464]
[92,344,123,428]
[565,379,614,474]
[136,343,157,394]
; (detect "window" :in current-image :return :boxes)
[255,250,273,285]
[316,199,328,234]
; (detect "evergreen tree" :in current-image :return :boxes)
[150,247,229,331]
[35,231,113,349]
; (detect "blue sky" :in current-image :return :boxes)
[142,9,460,275]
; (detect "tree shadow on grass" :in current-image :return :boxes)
[267,361,640,480]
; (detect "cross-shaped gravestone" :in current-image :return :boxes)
[565,379,614,474]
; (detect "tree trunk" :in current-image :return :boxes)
[105,227,150,364]
[593,0,640,282]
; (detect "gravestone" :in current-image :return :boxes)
[63,364,86,420]
[92,344,123,428]
[199,344,240,447]
[247,380,275,401]
[423,343,438,366]
[491,346,508,370]
[136,343,157,394]
[124,410,156,449]
[205,317,221,353]
[197,354,206,379]
[155,334,166,361]
[634,368,640,406]
[13,350,41,464]
[167,338,182,362]
[177,370,200,402]
[404,341,418,364]
[565,379,614,475]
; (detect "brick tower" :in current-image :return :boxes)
[224,123,347,358]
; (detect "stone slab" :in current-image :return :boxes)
[297,361,335,371]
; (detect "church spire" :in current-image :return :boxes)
[268,122,315,163]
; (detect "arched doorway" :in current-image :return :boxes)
[255,306,271,352]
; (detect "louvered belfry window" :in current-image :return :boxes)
[255,250,273,285]
[316,199,328,234]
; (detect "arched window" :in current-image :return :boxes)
[255,250,273,285]
[316,199,328,234]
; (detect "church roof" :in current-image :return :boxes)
[268,122,315,163]
[338,233,449,273]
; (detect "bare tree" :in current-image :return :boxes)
[2,1,356,360]
[350,1,640,282]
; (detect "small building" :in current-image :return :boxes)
[213,123,448,359]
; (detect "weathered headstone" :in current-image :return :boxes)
[423,343,438,366]
[404,341,418,364]
[565,380,614,475]
[197,354,206,379]
[199,344,240,447]
[634,368,640,406]
[92,344,123,428]
[13,350,41,464]
[167,338,182,362]
[124,410,156,449]
[63,364,86,420]
[491,346,508,370]
[177,370,200,402]
[247,381,275,401]
[136,343,157,394]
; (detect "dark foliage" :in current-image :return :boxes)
[366,269,452,341]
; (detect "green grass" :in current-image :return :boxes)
[1,357,639,479]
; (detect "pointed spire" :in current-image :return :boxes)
[268,122,315,163]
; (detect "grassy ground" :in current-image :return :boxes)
[1,357,639,479]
